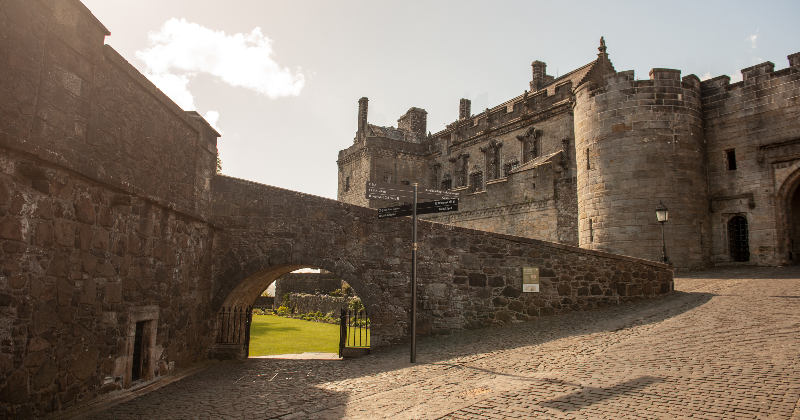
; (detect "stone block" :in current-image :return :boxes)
[0,217,23,241]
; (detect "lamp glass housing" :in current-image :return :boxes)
[655,202,668,223]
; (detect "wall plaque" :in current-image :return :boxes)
[522,267,539,292]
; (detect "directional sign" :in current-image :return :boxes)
[366,181,459,201]
[378,199,458,219]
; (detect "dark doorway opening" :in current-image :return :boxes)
[790,185,800,261]
[131,321,145,381]
[728,215,750,262]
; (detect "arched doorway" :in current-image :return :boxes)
[776,166,800,265]
[728,215,750,262]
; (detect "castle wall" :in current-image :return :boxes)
[701,57,800,266]
[0,149,216,417]
[0,0,218,220]
[424,162,560,240]
[337,136,428,208]
[420,104,578,243]
[0,0,219,416]
[337,146,370,206]
[574,69,711,269]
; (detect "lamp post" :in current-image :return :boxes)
[655,201,669,264]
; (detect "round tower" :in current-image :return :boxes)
[574,67,711,268]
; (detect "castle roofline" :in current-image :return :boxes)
[427,52,614,139]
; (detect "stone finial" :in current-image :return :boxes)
[599,37,607,54]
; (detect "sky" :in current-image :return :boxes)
[81,0,800,200]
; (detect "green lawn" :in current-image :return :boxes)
[248,315,341,356]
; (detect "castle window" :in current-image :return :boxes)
[383,173,391,183]
[726,149,737,171]
[470,172,483,193]
[442,179,452,190]
[589,219,593,243]
[401,180,410,186]
[587,148,591,170]
[344,176,350,192]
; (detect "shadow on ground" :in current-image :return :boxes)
[82,266,800,419]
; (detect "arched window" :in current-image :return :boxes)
[728,215,750,262]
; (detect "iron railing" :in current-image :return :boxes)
[339,309,370,356]
[216,306,252,355]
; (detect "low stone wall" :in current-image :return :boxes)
[283,294,357,316]
[254,296,274,309]
[274,273,342,297]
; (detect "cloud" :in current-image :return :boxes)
[136,19,304,100]
[749,30,759,49]
[701,71,712,81]
[203,110,222,134]
[145,71,195,110]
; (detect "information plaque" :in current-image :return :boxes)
[522,267,539,293]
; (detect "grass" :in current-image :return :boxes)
[248,315,341,356]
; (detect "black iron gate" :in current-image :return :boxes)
[728,215,750,262]
[339,309,370,357]
[216,306,253,356]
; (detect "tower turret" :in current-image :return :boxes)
[574,59,711,268]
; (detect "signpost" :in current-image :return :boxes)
[366,181,459,202]
[370,181,458,363]
[377,199,458,219]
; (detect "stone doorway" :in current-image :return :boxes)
[789,184,800,262]
[728,216,750,262]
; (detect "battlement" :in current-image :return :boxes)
[701,54,800,97]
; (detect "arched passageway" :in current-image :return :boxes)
[210,260,375,360]
[207,175,674,359]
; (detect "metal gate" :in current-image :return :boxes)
[339,309,370,358]
[216,306,253,356]
[728,216,750,262]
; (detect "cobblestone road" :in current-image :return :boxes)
[82,267,800,419]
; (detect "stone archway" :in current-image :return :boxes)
[209,253,379,360]
[776,167,800,265]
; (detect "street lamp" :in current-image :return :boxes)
[655,201,669,264]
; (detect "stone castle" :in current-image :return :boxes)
[337,39,800,269]
[0,2,676,416]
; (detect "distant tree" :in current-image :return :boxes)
[216,156,222,174]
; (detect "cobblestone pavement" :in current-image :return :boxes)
[82,267,800,419]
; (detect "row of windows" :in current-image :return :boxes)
[352,147,742,192]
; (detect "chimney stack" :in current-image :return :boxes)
[358,97,369,139]
[530,61,547,91]
[459,98,471,120]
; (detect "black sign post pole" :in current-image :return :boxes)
[411,183,417,363]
